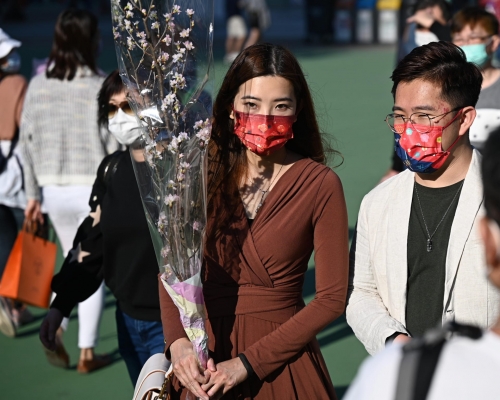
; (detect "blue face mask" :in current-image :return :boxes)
[461,43,491,66]
[0,50,21,73]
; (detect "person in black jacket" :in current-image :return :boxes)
[39,71,164,385]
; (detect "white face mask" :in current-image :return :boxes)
[108,108,143,145]
[414,31,439,47]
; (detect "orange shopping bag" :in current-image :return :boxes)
[0,223,57,308]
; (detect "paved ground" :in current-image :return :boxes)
[0,2,397,399]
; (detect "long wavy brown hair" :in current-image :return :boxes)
[207,43,339,235]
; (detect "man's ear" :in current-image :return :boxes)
[480,217,500,283]
[458,106,476,137]
[490,34,500,54]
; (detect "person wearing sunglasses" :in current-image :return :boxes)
[451,7,500,151]
[40,70,167,385]
[346,41,500,356]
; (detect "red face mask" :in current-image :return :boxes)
[232,109,296,156]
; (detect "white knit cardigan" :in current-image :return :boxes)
[20,68,119,201]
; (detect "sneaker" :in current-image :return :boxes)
[0,297,16,338]
[77,354,112,374]
[43,328,70,368]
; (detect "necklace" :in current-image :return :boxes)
[254,151,287,215]
[414,181,464,252]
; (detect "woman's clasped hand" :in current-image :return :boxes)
[171,338,248,399]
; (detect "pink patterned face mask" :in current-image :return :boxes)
[394,110,463,173]
[232,108,296,156]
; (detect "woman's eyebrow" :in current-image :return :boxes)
[241,95,261,101]
[273,97,294,102]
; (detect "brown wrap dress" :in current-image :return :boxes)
[159,158,349,399]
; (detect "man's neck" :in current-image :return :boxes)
[415,143,473,188]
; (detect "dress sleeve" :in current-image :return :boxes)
[158,276,189,358]
[50,159,108,317]
[345,196,408,355]
[243,170,349,380]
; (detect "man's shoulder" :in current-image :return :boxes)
[362,170,413,208]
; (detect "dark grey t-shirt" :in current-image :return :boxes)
[405,180,464,337]
[471,75,500,150]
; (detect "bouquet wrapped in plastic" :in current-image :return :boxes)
[111,0,213,369]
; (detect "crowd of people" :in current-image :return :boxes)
[1,2,500,400]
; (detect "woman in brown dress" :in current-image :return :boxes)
[160,43,349,400]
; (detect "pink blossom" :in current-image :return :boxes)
[164,194,180,207]
[172,53,183,63]
[161,245,170,258]
[183,41,194,51]
[192,221,202,231]
[179,29,190,38]
[161,92,176,110]
[186,9,195,17]
[162,35,172,46]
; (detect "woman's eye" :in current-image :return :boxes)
[244,102,256,108]
[276,104,290,110]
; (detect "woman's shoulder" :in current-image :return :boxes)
[2,74,27,87]
[292,157,340,187]
[98,150,127,168]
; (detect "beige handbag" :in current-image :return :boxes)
[133,354,173,400]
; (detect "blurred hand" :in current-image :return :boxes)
[170,338,210,400]
[39,308,64,351]
[25,199,44,225]
[200,357,248,399]
[393,334,411,344]
[407,9,435,29]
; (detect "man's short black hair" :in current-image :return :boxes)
[482,129,500,226]
[391,41,483,109]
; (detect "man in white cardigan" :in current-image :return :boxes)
[347,41,500,356]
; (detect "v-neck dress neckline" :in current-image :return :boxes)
[241,158,309,229]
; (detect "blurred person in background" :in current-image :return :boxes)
[0,28,31,338]
[343,128,500,400]
[347,42,499,356]
[20,9,119,373]
[40,71,165,385]
[224,0,248,64]
[452,7,500,151]
[240,0,271,49]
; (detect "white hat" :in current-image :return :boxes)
[0,29,21,59]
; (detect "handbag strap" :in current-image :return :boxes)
[394,321,483,400]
